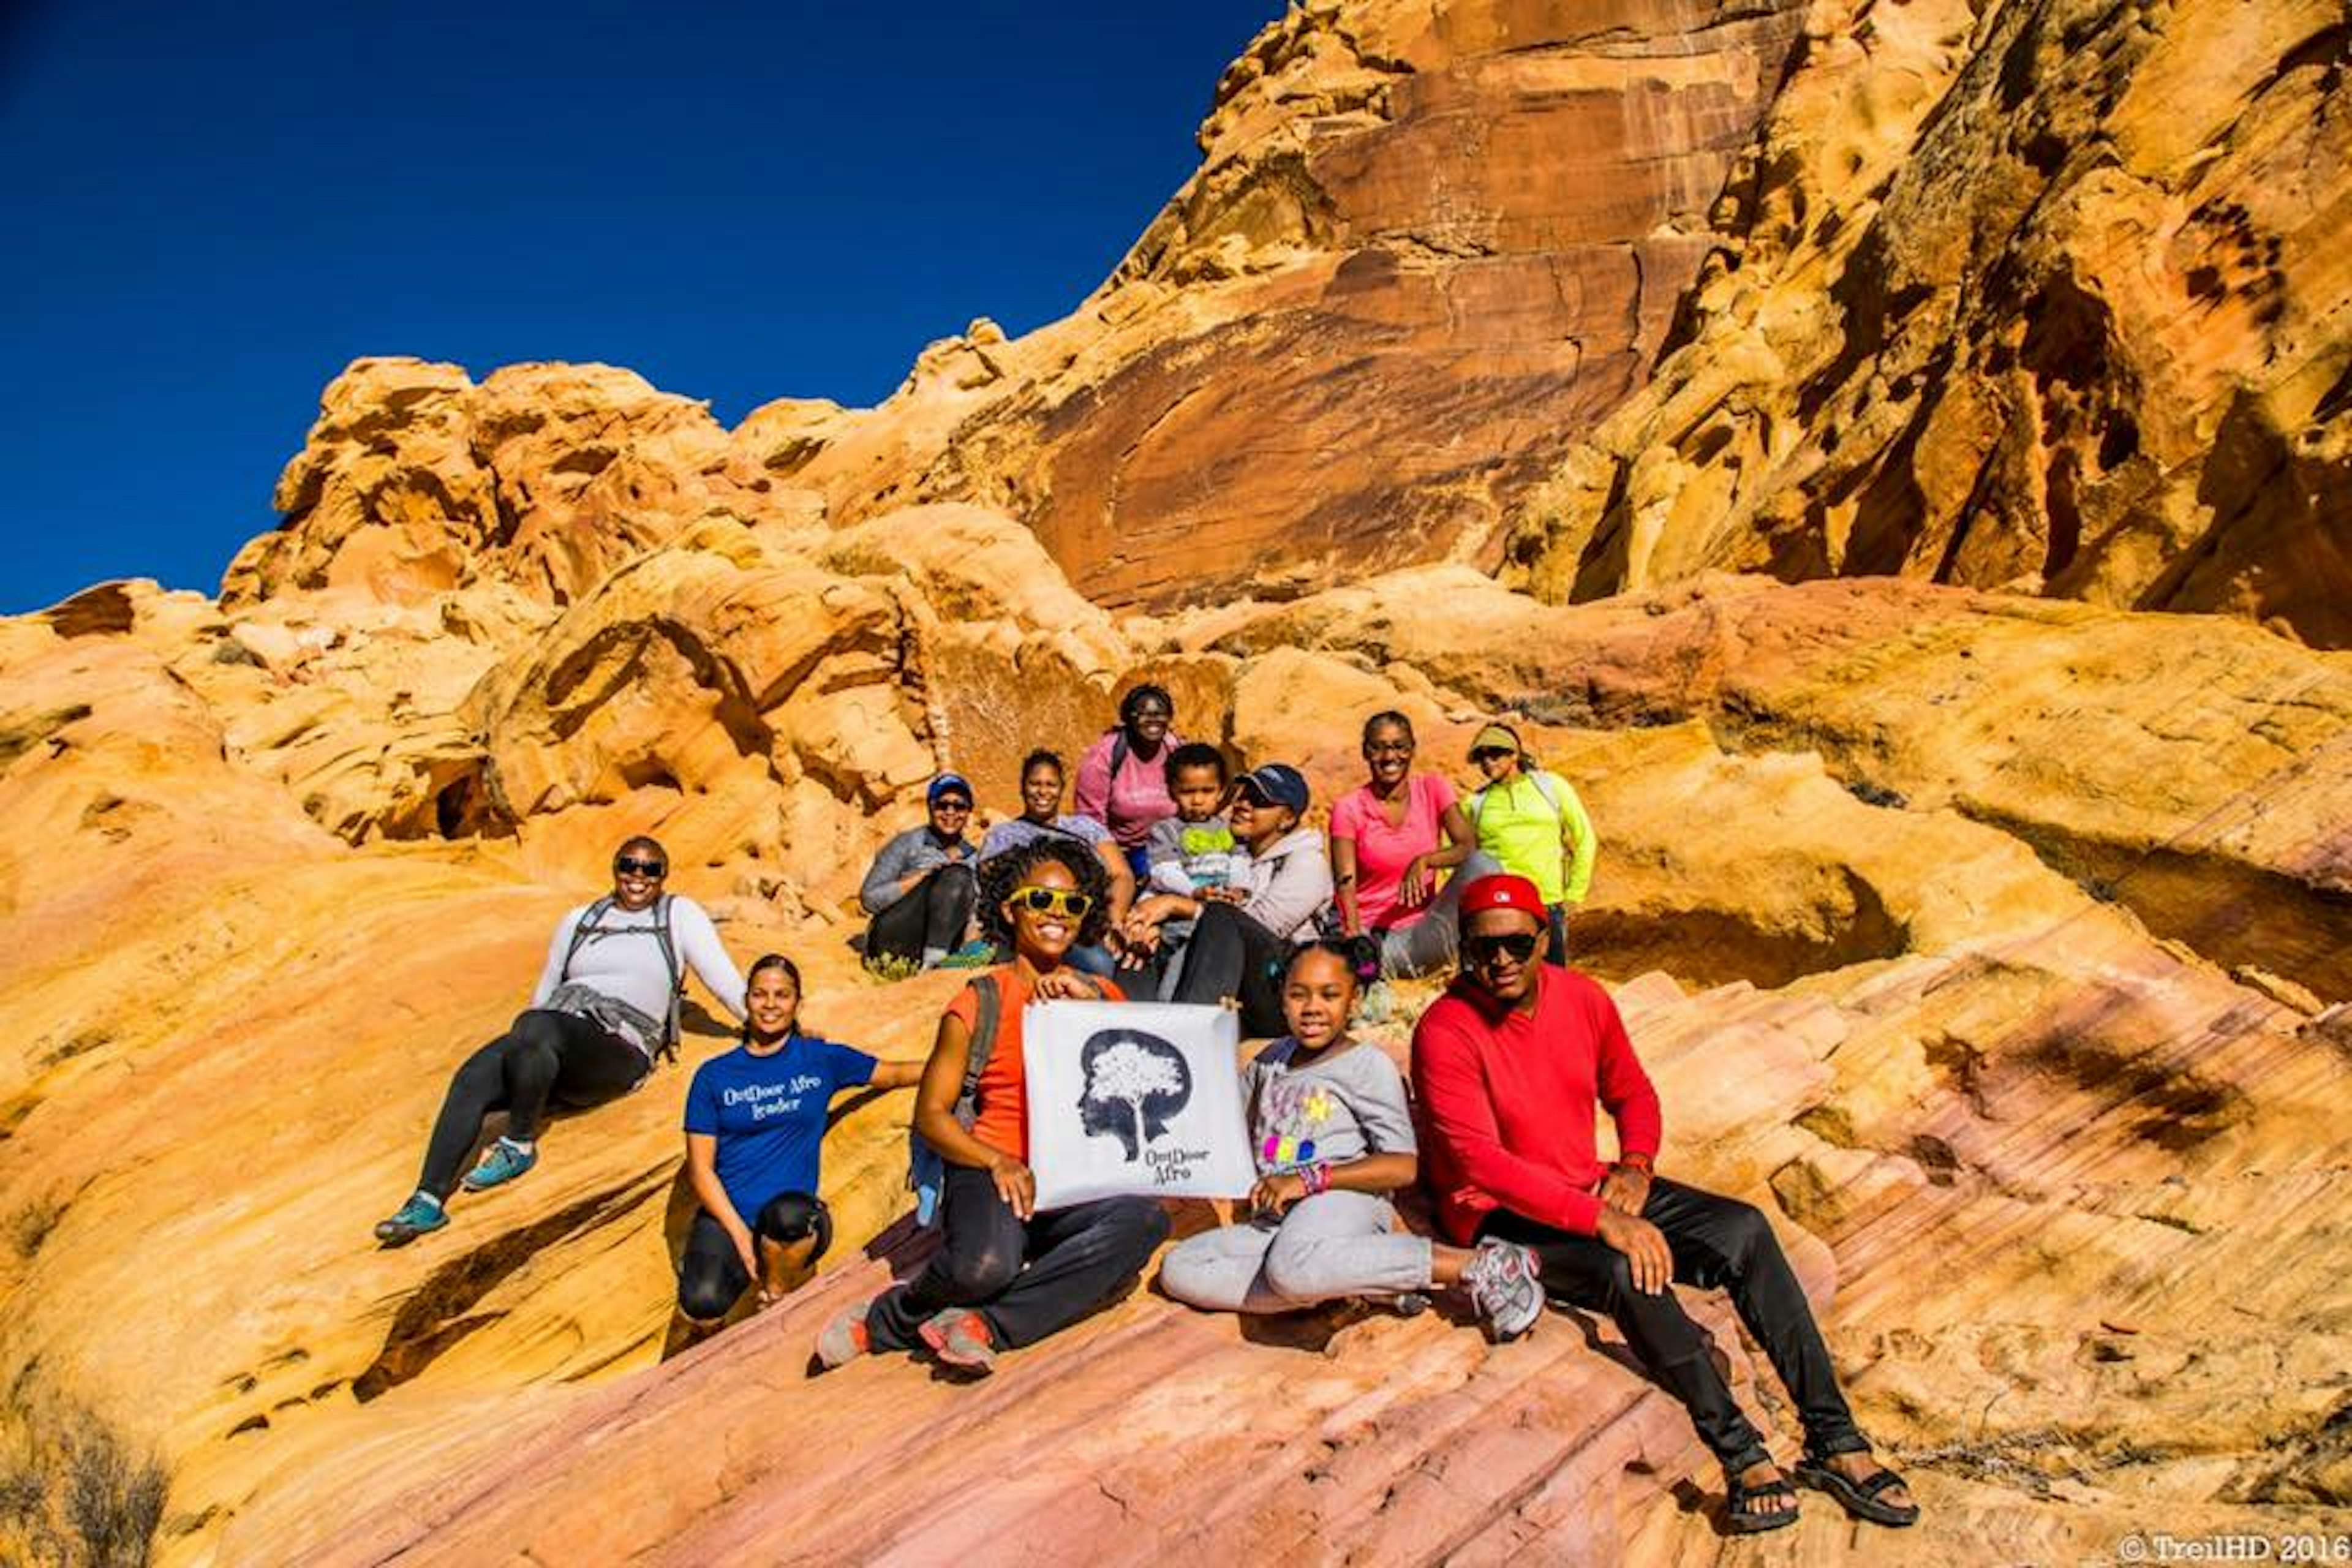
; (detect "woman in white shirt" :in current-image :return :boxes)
[373,835,747,1247]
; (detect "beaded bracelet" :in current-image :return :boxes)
[1614,1152,1654,1175]
[1298,1162,1333,1197]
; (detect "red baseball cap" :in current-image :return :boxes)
[1457,873,1545,924]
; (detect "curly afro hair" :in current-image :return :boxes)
[976,835,1114,950]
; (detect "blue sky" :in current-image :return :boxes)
[0,1,1289,613]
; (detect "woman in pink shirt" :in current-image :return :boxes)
[1329,710,1499,978]
[1072,683,1181,880]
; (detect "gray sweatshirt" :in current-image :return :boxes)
[860,827,979,914]
[1232,826,1336,941]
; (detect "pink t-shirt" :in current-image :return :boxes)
[1330,773,1458,932]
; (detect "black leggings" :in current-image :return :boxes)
[866,1164,1169,1351]
[417,1008,647,1199]
[866,864,979,966]
[1156,903,1290,1038]
[1479,1177,1865,1474]
[676,1193,833,1321]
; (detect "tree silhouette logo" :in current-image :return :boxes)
[1077,1029,1194,1162]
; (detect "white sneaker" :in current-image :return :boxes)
[1462,1240,1545,1341]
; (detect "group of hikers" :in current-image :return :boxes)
[369,687,1917,1536]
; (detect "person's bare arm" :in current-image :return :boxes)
[685,1131,756,1283]
[1330,834,1363,935]
[1251,1151,1419,1216]
[1097,839,1137,930]
[867,1059,923,1091]
[913,1011,1036,1217]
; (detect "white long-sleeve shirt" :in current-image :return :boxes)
[530,897,747,1040]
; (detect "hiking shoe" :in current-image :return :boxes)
[1462,1240,1545,1341]
[919,1309,998,1374]
[938,940,997,970]
[373,1195,446,1247]
[814,1299,875,1371]
[461,1138,537,1193]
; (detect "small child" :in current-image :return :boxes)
[1144,742,1246,897]
[1136,744,1245,999]
[1156,942,1544,1336]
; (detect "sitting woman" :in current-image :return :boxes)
[1463,723,1597,959]
[1330,710,1500,978]
[375,835,745,1246]
[671,953,922,1349]
[1121,763,1331,1038]
[859,772,986,971]
[978,748,1136,976]
[815,838,1171,1375]
[1072,682,1183,880]
[1158,943,1543,1336]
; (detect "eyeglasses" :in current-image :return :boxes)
[1009,885,1093,919]
[1463,932,1540,966]
[1366,741,1414,756]
[614,857,668,878]
[1130,706,1172,722]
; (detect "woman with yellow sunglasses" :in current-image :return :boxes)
[816,838,1171,1374]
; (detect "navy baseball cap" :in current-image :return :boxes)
[1236,763,1309,813]
[927,773,974,806]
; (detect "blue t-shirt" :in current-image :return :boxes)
[683,1036,877,1219]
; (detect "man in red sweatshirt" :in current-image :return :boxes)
[1411,873,1917,1535]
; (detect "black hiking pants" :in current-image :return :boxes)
[675,1194,832,1322]
[1479,1177,1867,1474]
[867,1164,1170,1351]
[1137,903,1291,1038]
[866,864,979,967]
[417,1008,647,1199]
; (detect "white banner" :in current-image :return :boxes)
[1023,1000,1254,1209]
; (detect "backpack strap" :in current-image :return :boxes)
[652,894,684,1063]
[559,897,616,984]
[1470,774,1562,833]
[951,974,1003,1129]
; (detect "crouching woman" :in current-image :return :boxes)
[1158,943,1544,1337]
[815,839,1171,1374]
[669,952,922,1350]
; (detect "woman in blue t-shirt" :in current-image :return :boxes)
[671,953,921,1349]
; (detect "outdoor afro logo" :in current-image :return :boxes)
[1077,1029,1194,1162]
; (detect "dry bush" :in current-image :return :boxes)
[0,1375,166,1568]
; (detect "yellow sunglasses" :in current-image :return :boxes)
[1008,885,1093,919]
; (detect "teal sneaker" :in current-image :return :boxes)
[938,940,997,970]
[461,1138,538,1193]
[374,1195,446,1247]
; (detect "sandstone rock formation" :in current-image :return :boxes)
[7,0,2352,1563]
[1504,0,2352,646]
[782,0,1816,609]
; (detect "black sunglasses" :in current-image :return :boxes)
[1463,932,1540,966]
[614,857,668,877]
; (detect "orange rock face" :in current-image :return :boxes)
[1505,0,2352,646]
[7,1,2352,1564]
[793,0,1812,609]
